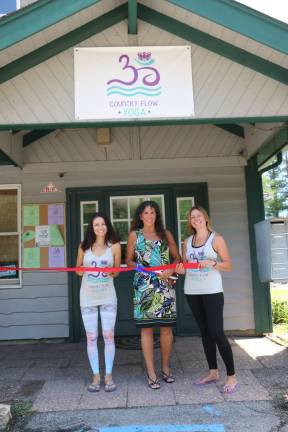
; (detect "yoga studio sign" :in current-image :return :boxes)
[74,46,194,120]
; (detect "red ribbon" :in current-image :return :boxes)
[0,263,199,272]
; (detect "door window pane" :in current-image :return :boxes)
[114,221,129,242]
[177,197,195,250]
[80,201,98,240]
[113,199,128,219]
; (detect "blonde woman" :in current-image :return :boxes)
[177,206,238,394]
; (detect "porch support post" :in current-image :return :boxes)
[245,155,272,334]
[128,0,137,34]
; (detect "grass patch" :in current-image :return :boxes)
[10,401,33,418]
[271,285,288,344]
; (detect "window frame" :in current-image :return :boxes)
[0,184,22,288]
[176,196,195,252]
[80,200,99,241]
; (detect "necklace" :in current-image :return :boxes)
[191,232,211,262]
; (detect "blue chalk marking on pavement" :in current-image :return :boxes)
[99,424,225,432]
[203,405,222,416]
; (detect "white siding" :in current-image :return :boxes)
[0,21,287,126]
[0,125,254,339]
[141,0,288,68]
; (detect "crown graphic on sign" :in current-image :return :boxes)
[137,51,151,61]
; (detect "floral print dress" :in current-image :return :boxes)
[133,230,176,327]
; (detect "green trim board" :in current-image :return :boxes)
[167,0,288,55]
[0,117,287,132]
[128,0,137,34]
[0,5,287,87]
[138,4,288,86]
[245,155,272,334]
[0,149,16,166]
[23,129,55,147]
[0,0,102,51]
[217,124,244,138]
[257,126,288,167]
[0,4,128,85]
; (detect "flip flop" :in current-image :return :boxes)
[104,381,117,392]
[221,382,239,394]
[161,370,175,383]
[193,378,218,386]
[87,382,100,392]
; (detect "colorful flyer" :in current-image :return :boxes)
[48,204,64,225]
[35,225,50,247]
[23,248,40,268]
[23,205,39,226]
[50,225,64,246]
[22,230,35,243]
[48,247,65,268]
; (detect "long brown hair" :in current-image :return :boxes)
[131,200,166,240]
[187,205,212,235]
[81,212,119,251]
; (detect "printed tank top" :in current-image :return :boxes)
[80,245,117,307]
[184,232,223,295]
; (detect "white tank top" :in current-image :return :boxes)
[80,245,117,307]
[184,232,223,295]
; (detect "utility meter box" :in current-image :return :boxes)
[254,218,288,282]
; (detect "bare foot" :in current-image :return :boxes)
[194,370,219,385]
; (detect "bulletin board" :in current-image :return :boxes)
[22,204,66,268]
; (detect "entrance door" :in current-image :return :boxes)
[67,183,208,341]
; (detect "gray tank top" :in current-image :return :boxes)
[80,245,117,307]
[184,232,223,295]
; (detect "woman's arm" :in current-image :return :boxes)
[212,234,233,272]
[75,245,84,277]
[176,239,187,274]
[110,242,121,278]
[125,231,137,267]
[160,230,181,279]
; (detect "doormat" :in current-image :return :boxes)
[115,335,160,350]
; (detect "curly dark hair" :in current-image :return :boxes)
[81,212,119,251]
[131,200,166,240]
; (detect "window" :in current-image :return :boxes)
[80,201,99,240]
[110,195,165,263]
[0,185,21,287]
[176,197,194,251]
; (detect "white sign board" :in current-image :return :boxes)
[74,46,194,120]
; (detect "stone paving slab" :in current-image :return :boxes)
[173,371,225,404]
[216,370,272,402]
[32,378,86,412]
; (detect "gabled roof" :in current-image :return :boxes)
[0,0,287,54]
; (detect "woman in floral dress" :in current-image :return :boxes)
[126,201,180,389]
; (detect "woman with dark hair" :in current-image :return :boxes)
[76,212,121,393]
[126,201,181,390]
[176,206,238,394]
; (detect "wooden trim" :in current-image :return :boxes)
[138,4,288,85]
[23,130,55,147]
[128,0,137,34]
[245,155,272,334]
[217,124,244,138]
[0,0,103,50]
[257,126,288,167]
[167,0,288,55]
[0,5,128,85]
[0,117,287,132]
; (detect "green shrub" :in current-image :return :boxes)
[272,299,288,324]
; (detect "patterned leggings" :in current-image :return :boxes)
[81,304,117,375]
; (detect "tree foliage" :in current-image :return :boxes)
[262,148,288,218]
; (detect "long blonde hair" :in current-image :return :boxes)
[187,205,213,235]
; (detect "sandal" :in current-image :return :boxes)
[147,374,160,390]
[161,370,175,383]
[87,382,100,392]
[104,380,117,392]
